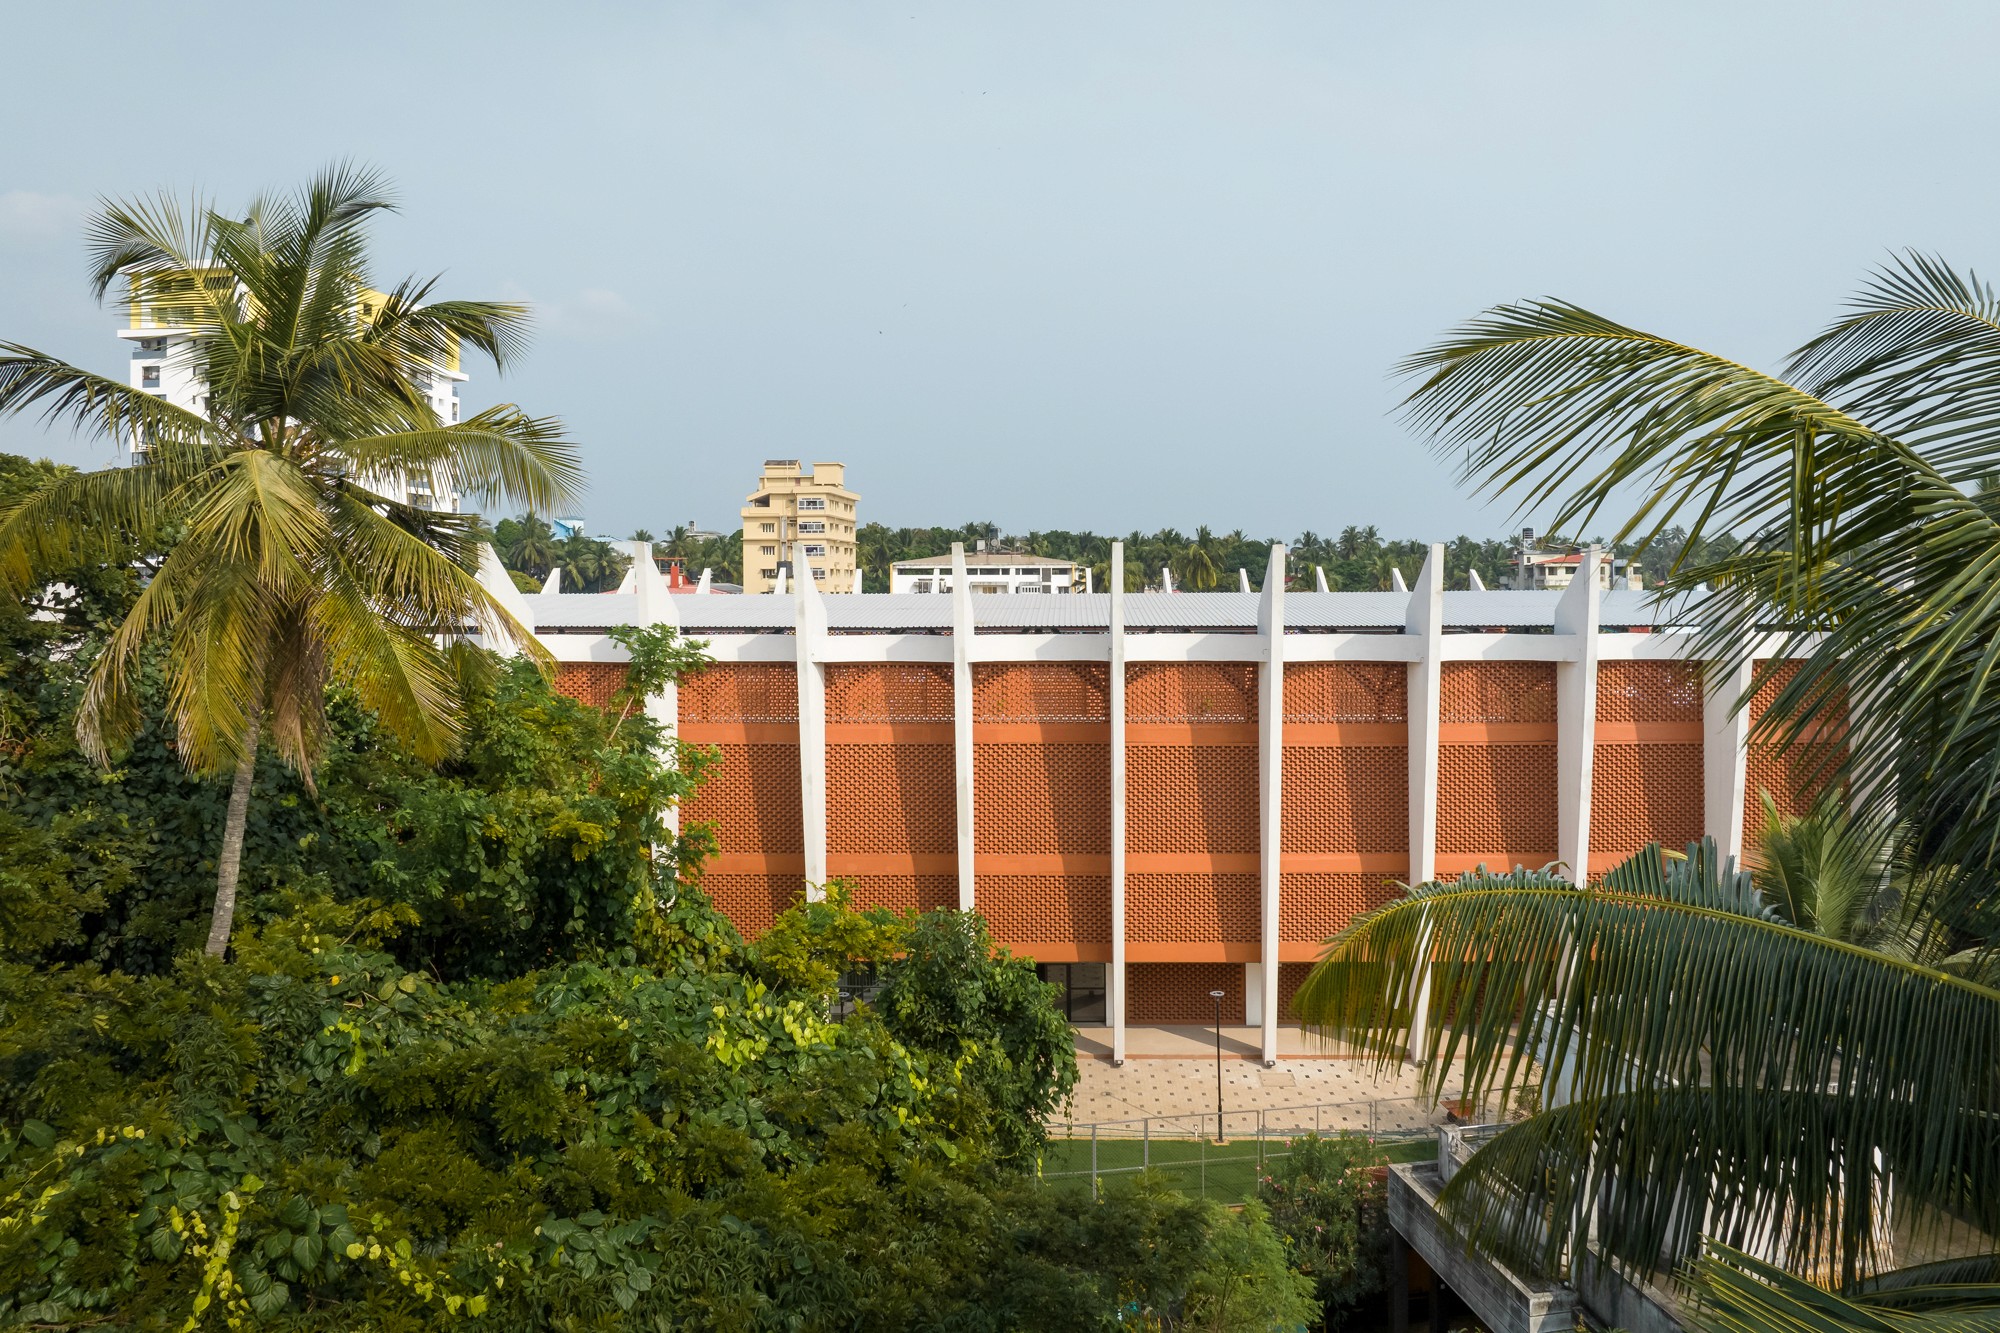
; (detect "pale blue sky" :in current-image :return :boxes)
[2,2,1992,541]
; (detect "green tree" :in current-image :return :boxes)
[1257,1132,1391,1326]
[1399,252,2000,893]
[1293,843,2000,1301]
[0,167,580,958]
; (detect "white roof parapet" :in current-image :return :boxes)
[474,543,535,658]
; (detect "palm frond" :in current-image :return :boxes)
[1293,861,2000,1278]
[1685,1242,2000,1333]
[333,408,582,512]
[0,344,217,463]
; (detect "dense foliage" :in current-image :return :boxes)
[1257,1133,1391,1328]
[1,443,1317,1328]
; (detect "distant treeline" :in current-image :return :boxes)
[493,514,1741,595]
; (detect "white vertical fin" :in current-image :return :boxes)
[1469,569,1486,592]
[541,567,562,595]
[794,543,828,899]
[1554,546,1602,882]
[951,542,976,912]
[696,567,712,594]
[1315,566,1329,593]
[1390,566,1409,593]
[1109,540,1128,1066]
[1403,544,1444,1064]
[1256,543,1286,1066]
[1239,568,1252,593]
[475,544,535,659]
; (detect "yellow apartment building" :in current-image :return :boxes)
[739,460,860,594]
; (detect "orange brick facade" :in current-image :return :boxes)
[546,653,1833,1008]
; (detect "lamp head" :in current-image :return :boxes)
[1209,990,1225,998]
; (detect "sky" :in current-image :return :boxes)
[3,1,1994,543]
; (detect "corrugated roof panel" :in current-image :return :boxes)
[825,594,951,630]
[1285,591,1407,629]
[973,594,1111,629]
[1441,590,1561,627]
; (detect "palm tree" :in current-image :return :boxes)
[0,166,579,957]
[1293,844,2000,1300]
[500,514,559,579]
[1399,253,2000,887]
[1174,526,1222,591]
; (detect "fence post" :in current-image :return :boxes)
[1143,1116,1150,1170]
[1091,1123,1099,1198]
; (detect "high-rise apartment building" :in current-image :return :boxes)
[116,278,467,511]
[739,460,859,594]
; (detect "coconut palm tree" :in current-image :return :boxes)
[0,165,579,957]
[499,514,559,579]
[1174,526,1222,591]
[1400,253,2000,891]
[1293,845,2000,1303]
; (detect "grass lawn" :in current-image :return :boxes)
[1040,1134,1434,1205]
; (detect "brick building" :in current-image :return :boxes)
[485,540,1832,1065]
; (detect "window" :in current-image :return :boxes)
[798,497,827,511]
[1035,963,1106,1024]
[759,522,776,533]
[141,365,160,387]
[760,567,778,579]
[760,545,776,555]
[451,398,460,422]
[799,521,825,533]
[812,566,826,580]
[803,544,826,557]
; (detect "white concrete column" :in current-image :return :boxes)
[1108,541,1129,1065]
[1403,544,1444,1064]
[951,542,977,911]
[1244,962,1265,1025]
[1405,544,1444,886]
[794,542,829,898]
[474,544,535,658]
[1256,543,1286,1065]
[629,539,683,836]
[1704,659,1754,864]
[1553,548,1602,881]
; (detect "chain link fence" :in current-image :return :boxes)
[1040,1091,1524,1204]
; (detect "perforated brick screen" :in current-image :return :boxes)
[1597,661,1701,724]
[1126,746,1259,853]
[974,744,1110,856]
[680,664,799,722]
[1592,744,1704,866]
[1437,663,1559,869]
[552,662,627,710]
[683,743,804,856]
[1280,871,1398,944]
[1127,872,1260,942]
[826,743,956,855]
[1127,962,1246,1024]
[974,663,1110,721]
[1744,661,1844,854]
[825,663,954,723]
[977,875,1112,948]
[1280,747,1406,854]
[1441,660,1556,723]
[1277,962,1316,1023]
[842,875,956,915]
[702,874,798,938]
[1128,662,1258,723]
[677,665,805,942]
[1283,662,1407,723]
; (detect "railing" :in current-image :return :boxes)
[1041,1092,1519,1204]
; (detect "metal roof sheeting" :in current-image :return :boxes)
[521,588,1707,634]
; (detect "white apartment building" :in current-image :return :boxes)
[889,551,1079,594]
[1512,529,1643,591]
[117,281,467,511]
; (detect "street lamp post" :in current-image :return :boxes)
[1209,988,1226,1143]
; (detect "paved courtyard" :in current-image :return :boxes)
[1062,1026,1476,1130]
